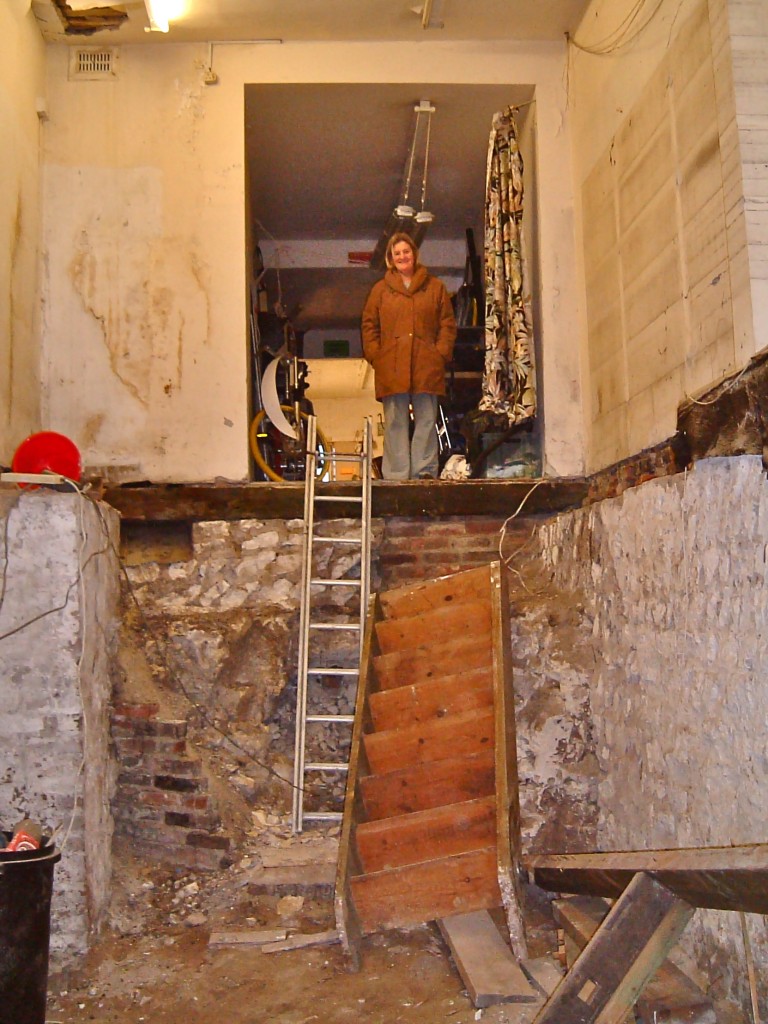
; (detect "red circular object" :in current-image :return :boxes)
[12,431,82,482]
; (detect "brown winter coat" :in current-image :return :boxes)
[361,265,457,399]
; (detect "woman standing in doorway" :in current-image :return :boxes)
[361,233,457,480]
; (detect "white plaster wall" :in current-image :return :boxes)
[40,39,585,481]
[0,0,46,463]
[538,456,768,1011]
[0,491,119,957]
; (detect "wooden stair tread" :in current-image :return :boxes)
[375,598,492,655]
[380,565,493,620]
[360,749,496,820]
[373,631,492,690]
[356,795,496,873]
[364,706,495,775]
[351,845,501,934]
[369,665,493,731]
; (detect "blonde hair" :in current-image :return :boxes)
[385,232,419,270]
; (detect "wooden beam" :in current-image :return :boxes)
[527,844,768,914]
[553,897,716,1024]
[103,478,589,523]
[533,872,695,1024]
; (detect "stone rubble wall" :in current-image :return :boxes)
[0,492,119,958]
[536,455,768,1014]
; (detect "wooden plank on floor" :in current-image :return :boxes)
[260,929,340,953]
[368,665,493,731]
[375,598,492,655]
[209,929,287,948]
[553,897,716,1024]
[438,910,539,1008]
[380,565,493,620]
[527,844,768,914]
[363,706,494,774]
[533,872,695,1024]
[373,631,492,690]
[360,749,496,820]
[351,845,501,934]
[356,795,496,873]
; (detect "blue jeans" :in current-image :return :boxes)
[381,393,439,480]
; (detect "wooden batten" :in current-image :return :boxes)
[374,598,492,655]
[351,846,501,934]
[373,632,492,690]
[363,706,494,775]
[379,564,494,620]
[356,795,497,873]
[360,749,496,820]
[368,666,493,731]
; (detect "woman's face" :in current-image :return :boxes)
[391,241,415,278]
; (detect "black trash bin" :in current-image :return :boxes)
[0,841,61,1024]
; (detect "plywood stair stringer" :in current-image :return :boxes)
[334,562,528,967]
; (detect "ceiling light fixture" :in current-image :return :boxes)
[144,0,169,32]
[369,99,436,269]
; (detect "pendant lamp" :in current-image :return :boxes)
[369,100,436,269]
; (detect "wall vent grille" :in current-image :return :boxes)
[69,48,117,79]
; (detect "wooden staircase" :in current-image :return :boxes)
[334,562,527,967]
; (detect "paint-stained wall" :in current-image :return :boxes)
[39,40,584,482]
[0,0,46,463]
[570,0,764,473]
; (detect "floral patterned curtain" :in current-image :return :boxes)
[480,106,536,425]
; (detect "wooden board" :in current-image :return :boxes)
[534,873,695,1024]
[351,845,501,934]
[553,897,715,1024]
[208,929,286,948]
[380,565,492,620]
[438,910,539,1008]
[261,929,340,954]
[527,844,768,914]
[373,632,492,690]
[356,795,496,873]
[375,598,492,655]
[368,665,493,731]
[360,749,496,820]
[363,706,494,774]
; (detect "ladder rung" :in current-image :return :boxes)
[307,667,359,676]
[313,536,362,545]
[311,578,361,587]
[315,495,363,503]
[309,622,361,631]
[304,763,349,772]
[324,454,365,463]
[306,715,355,724]
[303,812,343,821]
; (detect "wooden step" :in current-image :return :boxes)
[380,565,493,620]
[373,631,492,691]
[360,749,495,820]
[375,598,492,655]
[351,845,501,934]
[368,665,493,731]
[364,706,494,775]
[356,795,496,873]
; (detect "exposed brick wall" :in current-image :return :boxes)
[111,702,231,870]
[378,514,543,589]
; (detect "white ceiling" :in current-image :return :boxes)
[35,0,591,332]
[35,0,590,46]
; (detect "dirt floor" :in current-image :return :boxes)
[46,831,556,1024]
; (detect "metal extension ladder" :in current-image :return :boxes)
[291,416,373,833]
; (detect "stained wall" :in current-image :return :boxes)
[0,0,46,459]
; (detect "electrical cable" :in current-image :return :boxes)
[567,0,667,55]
